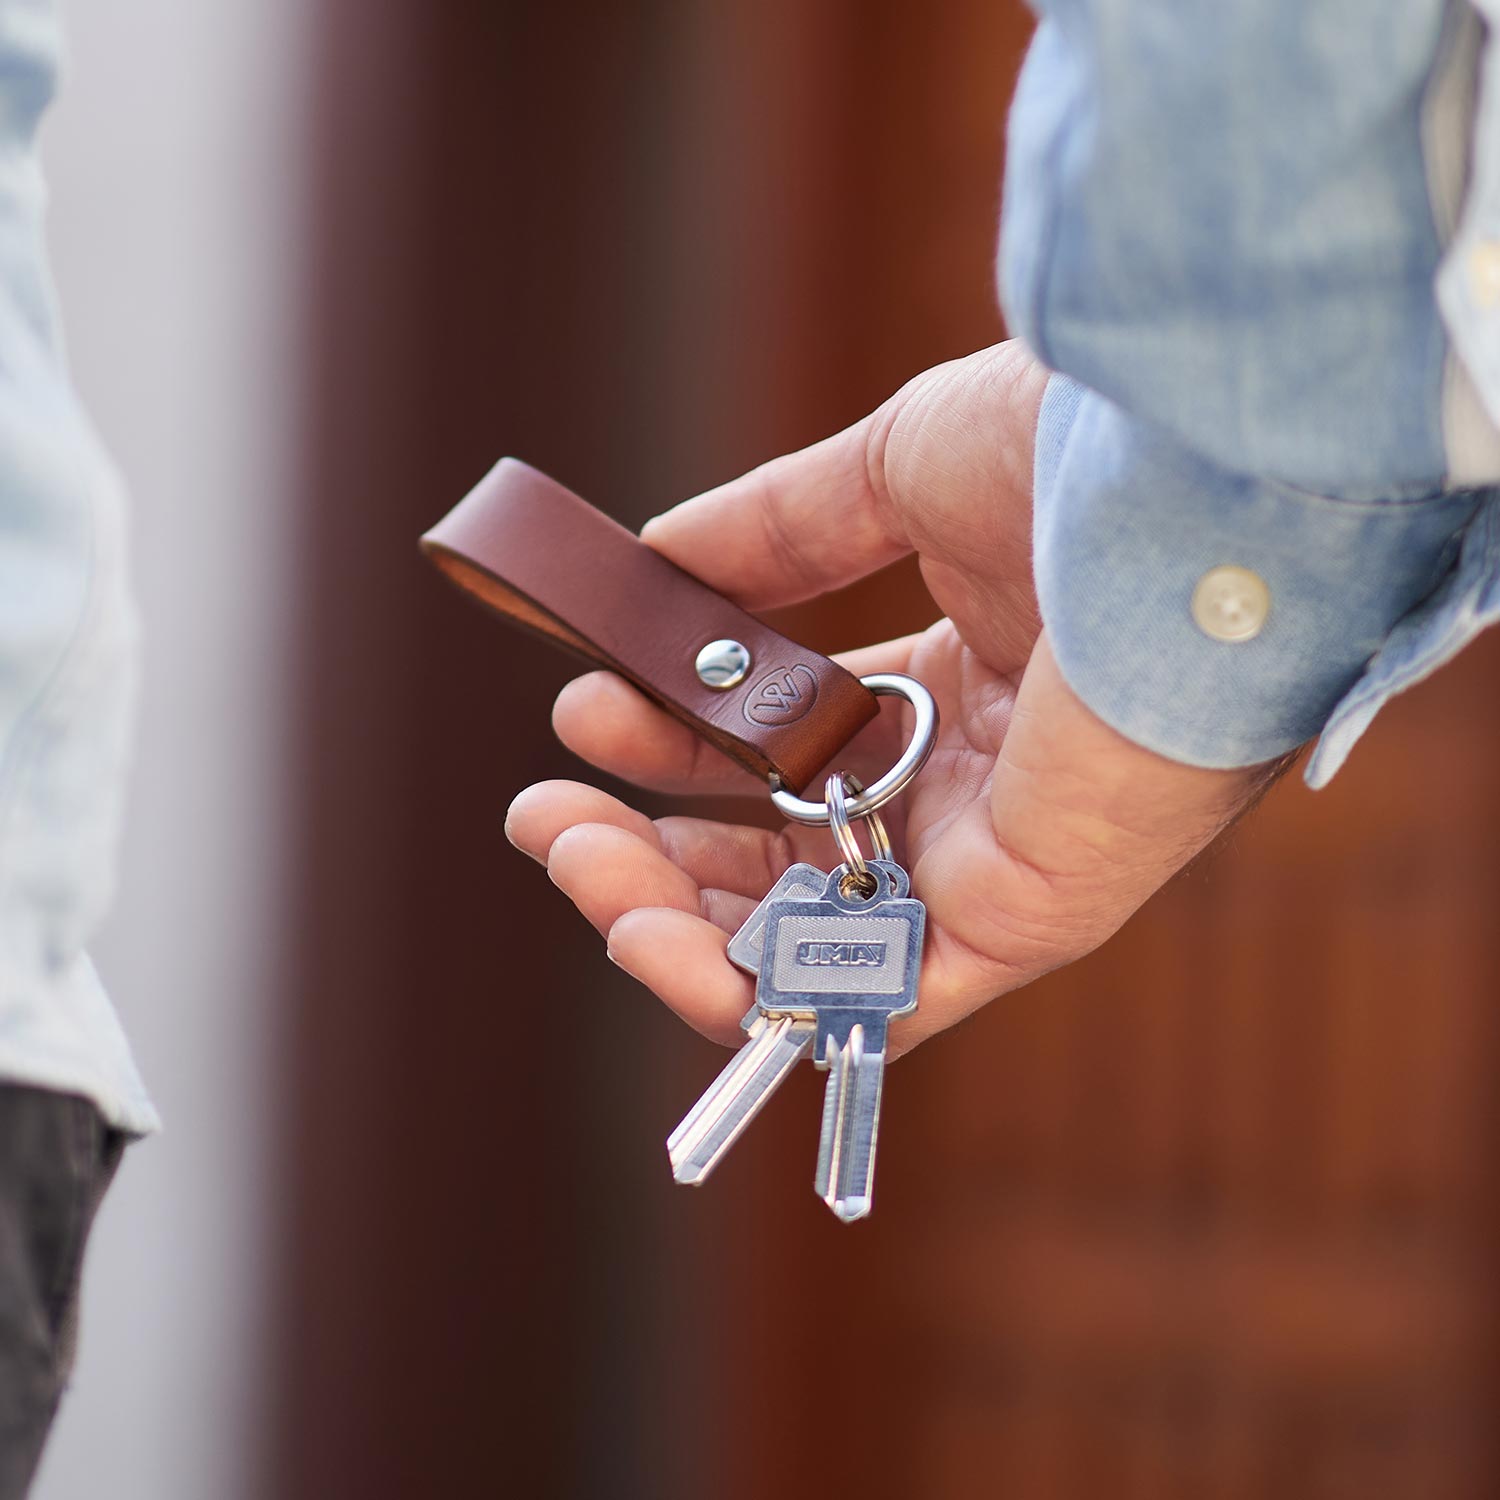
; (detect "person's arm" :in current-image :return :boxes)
[1000,0,1500,788]
[506,5,1500,1052]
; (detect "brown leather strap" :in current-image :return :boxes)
[419,458,878,794]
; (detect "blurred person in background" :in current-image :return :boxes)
[0,1,156,1495]
[508,3,1500,1060]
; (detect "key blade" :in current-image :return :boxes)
[668,1013,769,1162]
[668,1015,815,1185]
[814,1022,888,1222]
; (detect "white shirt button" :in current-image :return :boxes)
[1470,241,1500,308]
[1191,565,1270,642]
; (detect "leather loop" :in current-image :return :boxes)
[420,459,879,794]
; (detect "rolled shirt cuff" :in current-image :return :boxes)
[1033,375,1486,779]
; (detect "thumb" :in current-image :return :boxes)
[641,409,910,610]
[989,637,1270,930]
[916,634,1280,1032]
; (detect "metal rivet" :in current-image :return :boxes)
[1191,565,1270,643]
[695,638,752,689]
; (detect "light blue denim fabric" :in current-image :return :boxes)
[1000,0,1500,786]
[0,0,156,1132]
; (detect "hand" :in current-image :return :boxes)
[506,342,1281,1057]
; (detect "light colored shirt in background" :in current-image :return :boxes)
[0,0,154,1132]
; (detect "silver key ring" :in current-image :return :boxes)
[825,770,893,884]
[770,673,938,826]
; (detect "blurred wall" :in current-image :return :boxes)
[271,4,1500,1499]
[33,2,310,1497]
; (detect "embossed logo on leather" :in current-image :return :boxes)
[742,663,819,726]
[795,941,887,968]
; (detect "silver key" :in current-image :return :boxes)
[667,865,829,1185]
[755,863,924,1221]
[726,863,830,975]
[667,1010,815,1184]
[666,861,915,1191]
[727,860,910,976]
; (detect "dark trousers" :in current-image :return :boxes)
[0,1086,122,1500]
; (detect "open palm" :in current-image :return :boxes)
[507,343,1271,1057]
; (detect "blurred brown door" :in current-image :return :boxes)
[270,3,1500,1497]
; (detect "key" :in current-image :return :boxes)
[666,860,914,1189]
[755,862,924,1221]
[725,862,831,975]
[667,865,829,1185]
[667,1010,815,1184]
[726,860,910,976]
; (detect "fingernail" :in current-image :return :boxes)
[502,813,544,865]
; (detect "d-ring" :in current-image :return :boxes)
[770,673,938,825]
[825,771,894,882]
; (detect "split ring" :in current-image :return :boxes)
[770,673,938,825]
[825,770,894,886]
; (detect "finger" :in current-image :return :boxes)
[552,634,924,797]
[552,672,766,797]
[504,779,660,864]
[607,907,755,1046]
[641,416,910,609]
[653,816,837,899]
[508,774,878,903]
[544,822,700,937]
[536,823,758,1045]
[541,816,777,936]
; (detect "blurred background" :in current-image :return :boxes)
[28,1,1500,1497]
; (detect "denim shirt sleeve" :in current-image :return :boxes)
[1000,1,1500,786]
[1033,376,1487,774]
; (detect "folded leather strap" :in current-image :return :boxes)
[420,458,879,794]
